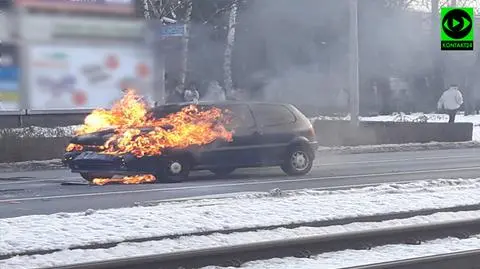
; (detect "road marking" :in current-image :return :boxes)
[0,166,479,203]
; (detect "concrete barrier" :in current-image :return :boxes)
[0,134,71,163]
[313,120,473,147]
[0,113,89,128]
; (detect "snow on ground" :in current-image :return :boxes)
[3,210,480,269]
[3,178,480,256]
[0,125,78,138]
[202,235,480,269]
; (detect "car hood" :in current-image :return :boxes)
[70,126,174,146]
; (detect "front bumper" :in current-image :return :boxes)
[67,151,168,175]
[63,151,82,166]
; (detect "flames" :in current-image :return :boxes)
[92,175,156,185]
[75,89,150,135]
[102,104,232,158]
[71,89,233,185]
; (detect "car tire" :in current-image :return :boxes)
[156,156,191,183]
[80,173,113,182]
[210,167,236,177]
[280,146,313,176]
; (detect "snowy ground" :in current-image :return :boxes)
[0,125,78,138]
[2,210,480,269]
[202,236,480,269]
[3,178,480,257]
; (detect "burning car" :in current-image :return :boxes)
[63,90,318,184]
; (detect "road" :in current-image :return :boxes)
[1,148,479,218]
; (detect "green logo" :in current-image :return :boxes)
[441,7,474,50]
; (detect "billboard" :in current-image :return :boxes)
[27,44,154,110]
[0,44,20,111]
[14,0,134,15]
[20,15,146,42]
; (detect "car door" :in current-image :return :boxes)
[249,104,297,165]
[198,104,261,167]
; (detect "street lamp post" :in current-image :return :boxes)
[349,0,360,126]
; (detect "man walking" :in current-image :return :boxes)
[437,84,464,123]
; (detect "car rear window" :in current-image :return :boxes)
[251,104,296,127]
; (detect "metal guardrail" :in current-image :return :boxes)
[0,110,90,129]
[345,249,480,269]
[44,217,480,269]
[0,109,93,116]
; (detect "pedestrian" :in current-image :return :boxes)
[437,84,464,123]
[183,82,200,103]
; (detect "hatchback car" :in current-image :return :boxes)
[63,101,318,183]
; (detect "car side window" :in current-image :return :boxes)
[251,104,296,127]
[223,104,255,130]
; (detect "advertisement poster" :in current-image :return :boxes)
[0,44,20,111]
[28,45,154,110]
[14,0,134,15]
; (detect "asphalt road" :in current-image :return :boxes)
[1,148,480,218]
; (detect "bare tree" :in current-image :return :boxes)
[403,0,478,11]
[179,0,193,88]
[223,0,238,97]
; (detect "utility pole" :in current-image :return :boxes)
[431,0,444,102]
[348,0,360,126]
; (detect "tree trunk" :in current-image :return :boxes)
[143,0,151,19]
[223,1,238,98]
[179,0,193,93]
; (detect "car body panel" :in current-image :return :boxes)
[64,101,318,177]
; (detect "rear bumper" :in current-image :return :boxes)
[309,141,319,150]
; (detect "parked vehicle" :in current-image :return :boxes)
[63,101,318,183]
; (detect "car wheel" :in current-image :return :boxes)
[80,173,113,182]
[210,167,236,177]
[281,146,313,176]
[156,157,191,183]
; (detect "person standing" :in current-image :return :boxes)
[183,82,200,103]
[437,84,464,123]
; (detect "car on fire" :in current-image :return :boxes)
[63,101,318,183]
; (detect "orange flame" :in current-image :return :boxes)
[66,143,84,152]
[72,89,233,185]
[76,89,150,135]
[92,175,156,185]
